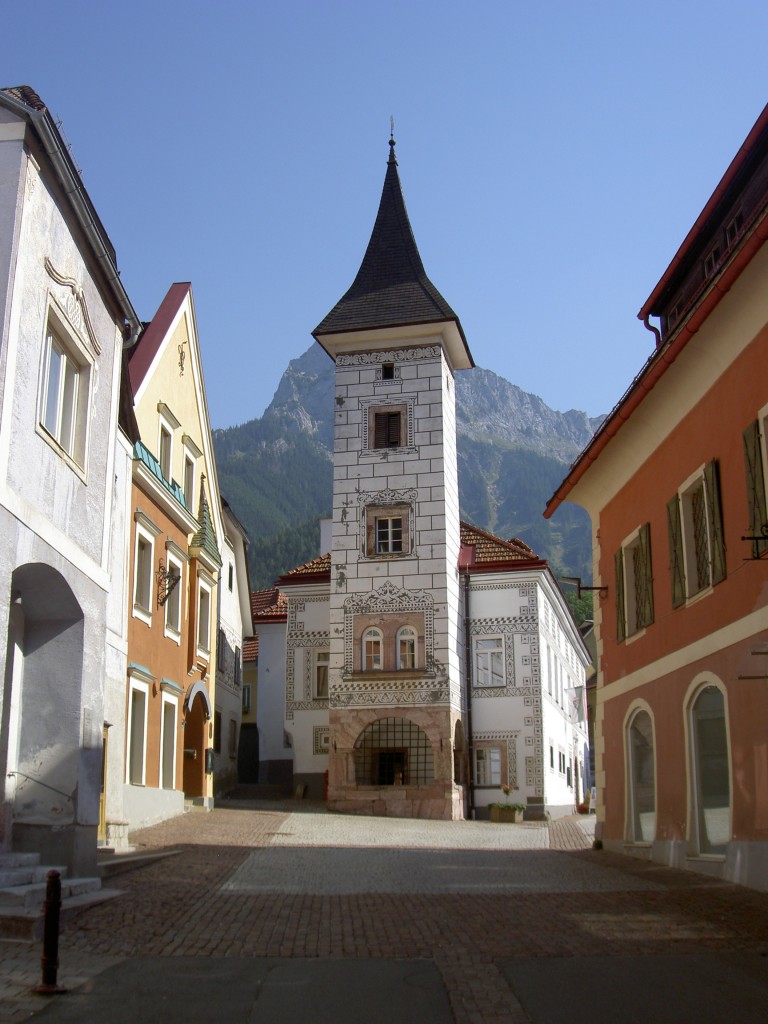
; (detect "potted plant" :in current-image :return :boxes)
[489,784,526,823]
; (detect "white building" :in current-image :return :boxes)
[0,86,140,872]
[255,136,589,818]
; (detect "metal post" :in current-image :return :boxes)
[32,869,67,995]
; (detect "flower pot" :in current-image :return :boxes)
[490,805,523,823]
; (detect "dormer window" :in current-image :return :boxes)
[725,211,744,249]
[703,246,720,279]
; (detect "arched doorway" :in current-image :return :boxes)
[2,564,84,856]
[353,717,434,786]
[183,682,211,799]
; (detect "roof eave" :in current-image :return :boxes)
[313,318,473,371]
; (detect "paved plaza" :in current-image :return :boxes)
[1,800,767,1022]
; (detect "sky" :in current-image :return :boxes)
[3,2,767,430]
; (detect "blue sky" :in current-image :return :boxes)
[3,2,767,430]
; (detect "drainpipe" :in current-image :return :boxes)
[463,571,476,819]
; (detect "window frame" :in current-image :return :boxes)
[38,307,92,472]
[313,648,330,698]
[473,745,502,787]
[242,683,252,714]
[615,523,654,642]
[163,549,184,643]
[743,411,768,559]
[668,461,726,607]
[159,694,178,790]
[364,503,412,559]
[397,626,417,671]
[362,627,383,672]
[196,575,213,658]
[473,635,505,688]
[127,680,149,786]
[132,513,161,626]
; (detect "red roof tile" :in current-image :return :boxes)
[243,637,259,661]
[459,521,543,570]
[277,553,331,585]
[250,587,287,620]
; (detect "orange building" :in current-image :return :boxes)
[122,284,223,828]
[547,103,768,889]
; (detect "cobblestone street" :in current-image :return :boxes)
[2,802,767,1022]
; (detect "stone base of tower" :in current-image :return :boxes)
[326,706,466,821]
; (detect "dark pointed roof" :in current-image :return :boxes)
[313,137,472,366]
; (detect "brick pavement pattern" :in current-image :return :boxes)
[2,803,768,1023]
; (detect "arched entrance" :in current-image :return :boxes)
[2,564,84,859]
[183,681,211,799]
[353,717,434,786]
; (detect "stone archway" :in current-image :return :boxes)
[2,563,84,861]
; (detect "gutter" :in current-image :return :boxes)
[462,570,476,819]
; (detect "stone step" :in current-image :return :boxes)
[0,875,101,908]
[0,886,123,941]
[0,864,67,888]
[0,851,41,869]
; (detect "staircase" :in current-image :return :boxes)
[0,852,121,940]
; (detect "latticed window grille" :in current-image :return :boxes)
[691,484,711,592]
[353,717,434,786]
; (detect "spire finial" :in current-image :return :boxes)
[388,115,396,163]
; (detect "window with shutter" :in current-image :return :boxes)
[667,495,686,608]
[616,524,654,641]
[374,411,401,448]
[669,461,726,605]
[743,419,768,558]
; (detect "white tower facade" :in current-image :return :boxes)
[313,138,473,818]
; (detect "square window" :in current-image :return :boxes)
[474,747,501,786]
[314,650,329,698]
[474,637,504,687]
[365,504,411,558]
[376,516,403,554]
[40,320,89,467]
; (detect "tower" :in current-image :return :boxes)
[313,135,473,818]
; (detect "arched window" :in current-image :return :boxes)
[690,684,730,855]
[626,708,655,842]
[362,627,383,671]
[397,626,417,670]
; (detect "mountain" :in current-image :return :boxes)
[213,343,599,590]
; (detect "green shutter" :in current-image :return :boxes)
[704,459,727,585]
[615,548,626,642]
[667,496,686,608]
[743,421,768,558]
[638,522,654,628]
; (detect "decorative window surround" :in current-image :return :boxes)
[473,731,519,789]
[359,396,416,453]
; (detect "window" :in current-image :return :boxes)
[217,627,226,671]
[183,453,195,509]
[668,462,726,606]
[549,744,554,769]
[362,628,383,671]
[40,319,89,467]
[374,410,402,448]
[627,709,655,842]
[234,646,242,687]
[474,637,504,687]
[365,504,411,557]
[242,684,252,714]
[159,423,172,481]
[615,524,654,642]
[314,650,329,697]
[689,685,731,855]
[228,563,234,591]
[160,697,177,790]
[725,211,743,248]
[127,683,148,786]
[558,750,566,775]
[132,513,161,626]
[382,362,395,380]
[474,747,501,786]
[213,710,222,754]
[397,626,417,670]
[197,579,212,655]
[703,246,720,279]
[743,417,768,558]
[164,555,182,640]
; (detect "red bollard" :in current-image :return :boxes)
[32,870,68,995]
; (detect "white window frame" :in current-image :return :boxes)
[159,693,178,790]
[38,306,92,473]
[473,636,504,687]
[242,684,252,714]
[618,525,653,640]
[181,433,201,510]
[127,680,149,786]
[474,746,501,787]
[133,513,161,626]
[313,649,329,698]
[163,548,184,643]
[397,626,417,670]
[196,574,213,659]
[362,627,383,672]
